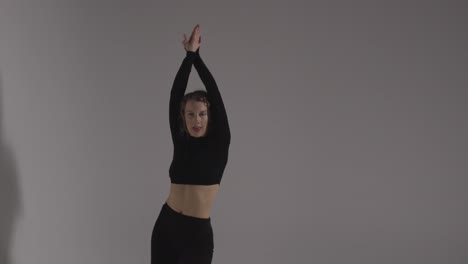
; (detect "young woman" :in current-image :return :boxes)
[150,24,231,264]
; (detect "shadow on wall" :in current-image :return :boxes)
[0,71,22,264]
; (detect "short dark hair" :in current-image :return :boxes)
[179,90,211,137]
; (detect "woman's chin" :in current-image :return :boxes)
[190,132,205,138]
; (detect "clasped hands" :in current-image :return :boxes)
[182,24,201,53]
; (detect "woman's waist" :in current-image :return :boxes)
[170,182,219,195]
[166,183,219,218]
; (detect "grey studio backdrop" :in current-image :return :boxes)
[0,1,467,264]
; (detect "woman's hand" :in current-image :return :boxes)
[182,24,201,52]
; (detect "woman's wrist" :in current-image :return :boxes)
[185,50,198,60]
[186,47,200,56]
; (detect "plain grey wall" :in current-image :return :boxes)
[0,0,467,263]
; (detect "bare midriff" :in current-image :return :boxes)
[166,183,220,219]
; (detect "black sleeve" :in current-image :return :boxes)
[169,51,198,144]
[193,49,231,144]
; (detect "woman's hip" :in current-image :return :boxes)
[152,202,214,248]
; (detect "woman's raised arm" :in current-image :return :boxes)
[193,50,231,144]
[169,24,201,144]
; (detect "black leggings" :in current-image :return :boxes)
[151,202,214,264]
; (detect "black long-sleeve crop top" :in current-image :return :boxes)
[168,49,231,185]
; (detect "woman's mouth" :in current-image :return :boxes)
[193,127,201,132]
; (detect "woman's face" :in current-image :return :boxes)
[184,100,209,137]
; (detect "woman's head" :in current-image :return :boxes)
[180,90,211,138]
